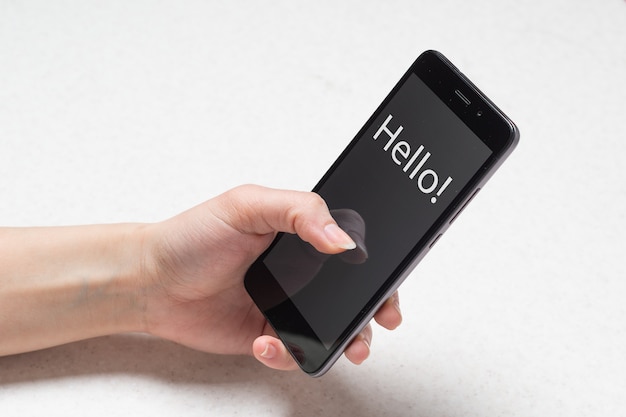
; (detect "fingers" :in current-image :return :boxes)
[214,185,356,254]
[253,290,400,371]
[344,292,401,365]
[345,291,401,365]
[344,324,372,365]
[253,328,374,371]
[374,291,402,330]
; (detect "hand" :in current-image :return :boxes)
[140,185,402,371]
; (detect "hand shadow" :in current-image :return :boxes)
[0,334,438,417]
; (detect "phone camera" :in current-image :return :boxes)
[476,110,483,117]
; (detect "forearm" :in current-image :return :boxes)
[0,224,147,356]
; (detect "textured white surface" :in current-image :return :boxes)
[1,1,625,416]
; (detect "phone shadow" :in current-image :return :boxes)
[0,334,462,417]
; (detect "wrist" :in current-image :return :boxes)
[104,223,152,335]
[0,223,151,355]
[49,222,154,342]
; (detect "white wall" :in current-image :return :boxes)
[1,1,625,416]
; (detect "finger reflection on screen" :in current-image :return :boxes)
[264,208,367,297]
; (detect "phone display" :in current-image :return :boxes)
[244,50,519,376]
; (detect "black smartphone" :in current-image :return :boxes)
[244,50,519,377]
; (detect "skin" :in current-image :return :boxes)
[0,185,401,371]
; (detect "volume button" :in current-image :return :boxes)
[429,234,443,248]
[449,188,481,224]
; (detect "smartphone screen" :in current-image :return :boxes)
[245,50,519,376]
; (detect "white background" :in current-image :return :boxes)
[1,1,625,416]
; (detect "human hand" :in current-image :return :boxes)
[139,185,402,371]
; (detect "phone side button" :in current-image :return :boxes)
[429,234,443,248]
[449,188,481,225]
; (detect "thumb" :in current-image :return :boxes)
[213,185,356,254]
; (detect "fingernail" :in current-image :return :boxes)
[361,334,370,350]
[393,292,401,315]
[324,223,356,250]
[260,342,276,359]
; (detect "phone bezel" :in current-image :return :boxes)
[244,50,519,376]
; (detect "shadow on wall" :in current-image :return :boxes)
[0,333,461,417]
